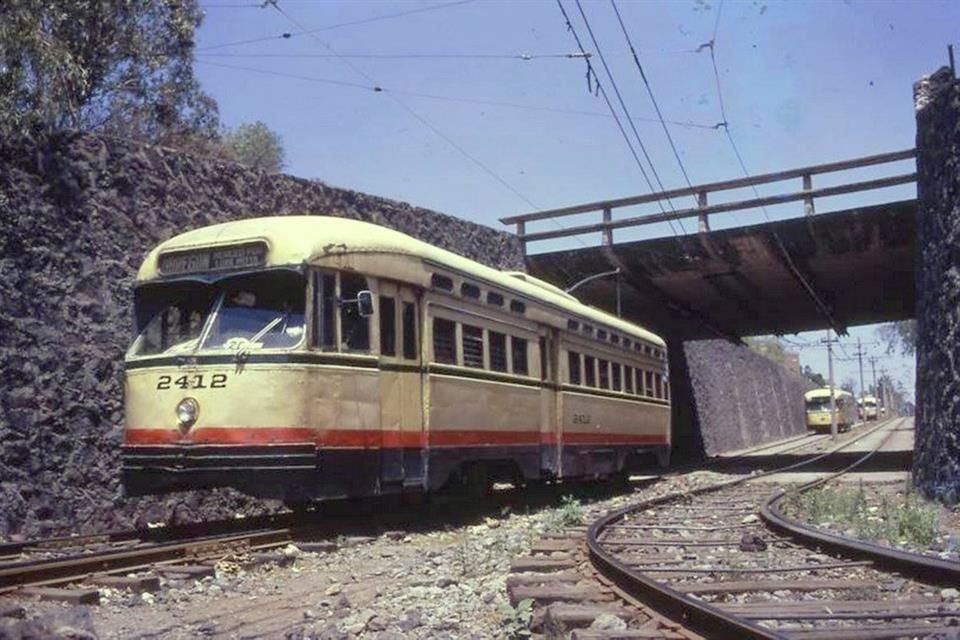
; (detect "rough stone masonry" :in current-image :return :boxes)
[0,132,523,539]
[0,131,809,539]
[913,66,960,502]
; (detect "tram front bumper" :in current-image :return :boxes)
[121,443,318,499]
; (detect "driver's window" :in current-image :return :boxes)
[340,272,370,352]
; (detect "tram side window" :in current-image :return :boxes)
[402,302,417,360]
[584,356,596,387]
[511,337,529,375]
[379,295,396,356]
[490,331,508,372]
[644,370,654,397]
[340,272,370,352]
[624,366,634,394]
[568,351,581,385]
[462,324,484,368]
[433,318,457,364]
[664,380,670,401]
[611,363,622,392]
[598,359,610,389]
[654,373,663,399]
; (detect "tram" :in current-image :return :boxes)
[861,395,879,421]
[121,216,671,503]
[804,387,858,432]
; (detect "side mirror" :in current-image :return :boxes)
[356,290,374,317]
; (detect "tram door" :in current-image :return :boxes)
[539,328,561,478]
[377,282,424,490]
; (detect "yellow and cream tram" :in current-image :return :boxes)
[122,216,671,503]
[804,387,858,432]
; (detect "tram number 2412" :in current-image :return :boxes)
[156,374,228,390]
[572,413,592,425]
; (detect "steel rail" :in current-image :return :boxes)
[585,418,901,640]
[761,421,960,586]
[0,527,293,594]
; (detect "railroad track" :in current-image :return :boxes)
[509,418,960,639]
[0,464,662,607]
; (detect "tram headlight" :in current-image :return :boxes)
[176,398,199,428]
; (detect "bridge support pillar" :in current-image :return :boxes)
[912,67,960,502]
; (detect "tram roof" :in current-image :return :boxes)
[137,215,665,347]
[804,387,854,400]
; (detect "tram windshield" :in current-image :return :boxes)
[131,271,306,356]
[805,397,833,412]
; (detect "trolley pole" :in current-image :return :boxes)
[822,330,838,440]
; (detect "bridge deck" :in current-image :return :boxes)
[525,201,916,340]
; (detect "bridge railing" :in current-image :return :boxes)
[501,148,916,252]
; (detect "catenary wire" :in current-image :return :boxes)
[196,51,592,60]
[707,0,841,335]
[610,0,698,195]
[198,0,475,51]
[194,60,720,129]
[262,0,570,238]
[557,0,687,239]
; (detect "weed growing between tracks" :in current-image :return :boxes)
[542,495,584,533]
[499,597,534,639]
[787,482,942,549]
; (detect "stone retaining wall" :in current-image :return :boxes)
[912,67,960,502]
[680,339,812,456]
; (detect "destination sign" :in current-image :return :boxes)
[158,242,267,275]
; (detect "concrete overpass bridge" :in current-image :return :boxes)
[501,149,917,341]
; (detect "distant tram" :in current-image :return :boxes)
[860,395,879,421]
[121,216,671,504]
[804,388,858,432]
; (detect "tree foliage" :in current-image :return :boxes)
[802,365,826,387]
[0,0,219,142]
[225,121,285,173]
[876,320,916,356]
[745,336,787,365]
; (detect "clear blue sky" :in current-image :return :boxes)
[193,0,957,399]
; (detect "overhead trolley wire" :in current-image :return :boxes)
[609,0,698,195]
[195,59,718,129]
[705,0,842,336]
[557,0,687,238]
[198,0,475,51]
[263,0,547,219]
[196,51,593,61]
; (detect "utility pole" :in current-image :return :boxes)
[868,356,880,398]
[822,330,839,440]
[852,338,867,410]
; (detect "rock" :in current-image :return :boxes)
[740,514,760,524]
[435,577,457,588]
[739,533,768,552]
[366,616,388,632]
[325,584,342,596]
[197,621,219,636]
[589,613,627,631]
[398,609,424,631]
[942,588,960,601]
